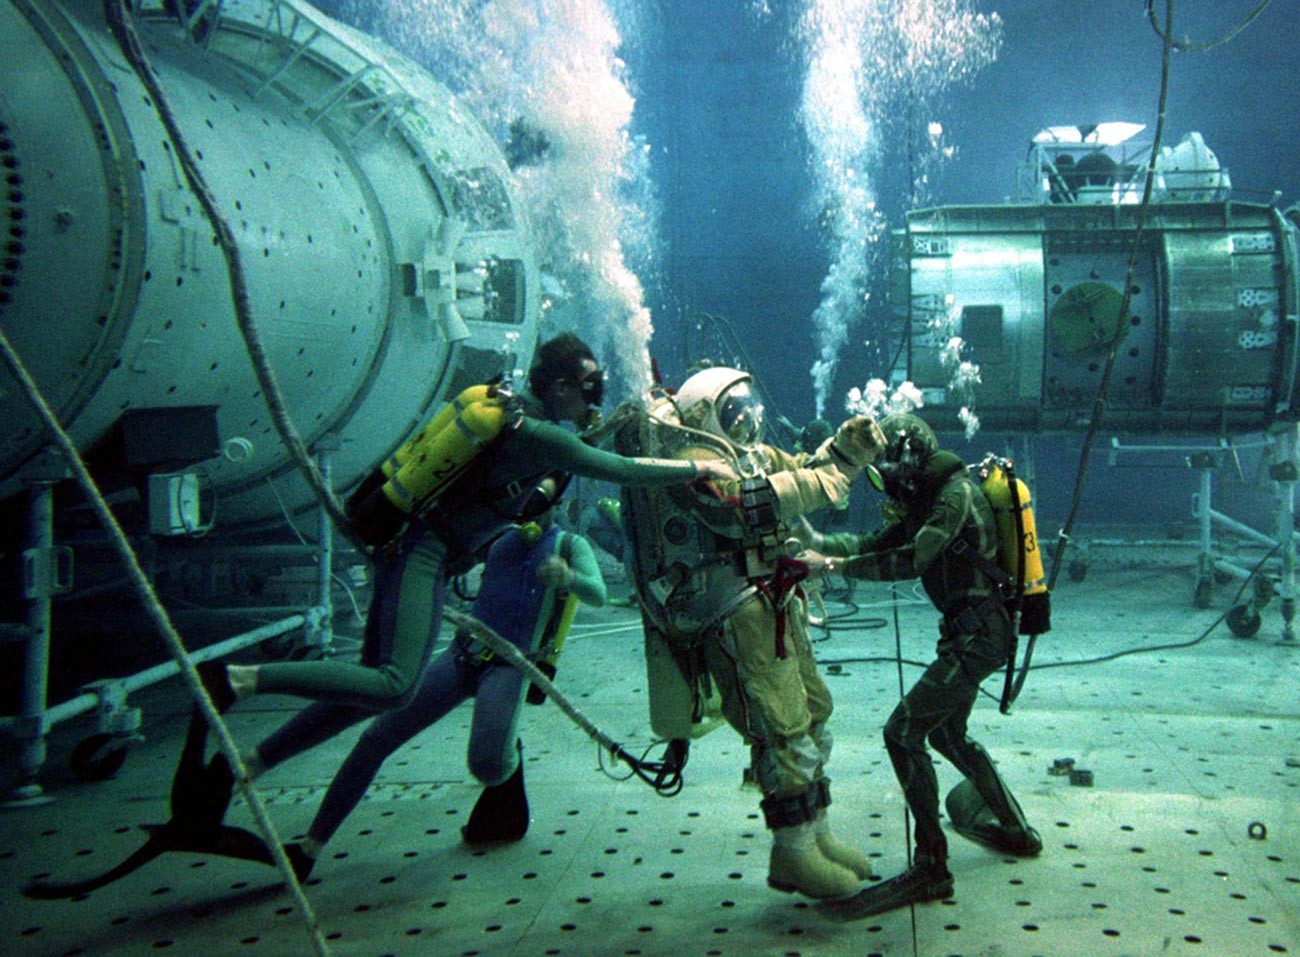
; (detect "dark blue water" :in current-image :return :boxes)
[321,0,1300,531]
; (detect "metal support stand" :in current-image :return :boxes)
[1269,425,1297,643]
[1190,451,1222,608]
[0,437,342,799]
[4,449,71,807]
[1107,432,1300,639]
[302,436,338,658]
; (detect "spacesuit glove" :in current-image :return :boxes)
[828,415,887,469]
[801,549,840,580]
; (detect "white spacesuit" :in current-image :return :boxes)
[618,366,885,899]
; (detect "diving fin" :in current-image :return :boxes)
[945,779,1042,857]
[22,709,272,900]
[461,757,529,846]
[816,860,954,921]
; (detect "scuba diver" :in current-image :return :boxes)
[198,332,732,714]
[582,495,627,561]
[579,494,634,605]
[799,412,1042,919]
[619,366,887,900]
[278,508,604,878]
[797,418,834,455]
[177,334,735,837]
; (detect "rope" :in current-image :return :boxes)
[102,0,365,555]
[1047,0,1175,593]
[444,609,684,795]
[0,327,330,957]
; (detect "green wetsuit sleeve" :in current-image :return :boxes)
[515,418,697,486]
[820,531,869,557]
[818,519,905,560]
[842,481,971,581]
[563,533,607,607]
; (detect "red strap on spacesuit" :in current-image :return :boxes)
[754,556,810,659]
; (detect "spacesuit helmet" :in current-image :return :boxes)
[675,366,765,448]
[869,412,938,500]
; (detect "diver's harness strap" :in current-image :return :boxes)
[753,557,811,660]
[738,474,811,659]
[455,532,578,669]
[944,537,1022,715]
[945,537,1015,632]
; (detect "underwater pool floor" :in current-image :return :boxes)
[3,556,1298,957]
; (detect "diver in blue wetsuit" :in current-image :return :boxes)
[282,509,604,876]
[177,335,731,857]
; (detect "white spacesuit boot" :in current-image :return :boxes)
[808,779,873,879]
[813,808,874,880]
[768,821,861,899]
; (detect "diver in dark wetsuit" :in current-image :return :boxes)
[802,412,1041,918]
[280,510,604,876]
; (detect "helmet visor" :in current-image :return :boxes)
[717,381,763,446]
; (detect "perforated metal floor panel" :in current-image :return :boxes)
[3,558,1298,956]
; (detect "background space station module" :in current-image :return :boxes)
[890,122,1300,435]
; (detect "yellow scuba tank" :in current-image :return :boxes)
[345,383,516,547]
[526,532,582,705]
[979,461,1046,596]
[543,593,581,668]
[379,384,511,514]
[524,594,581,705]
[978,457,1051,635]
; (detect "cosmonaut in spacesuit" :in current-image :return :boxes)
[617,366,885,900]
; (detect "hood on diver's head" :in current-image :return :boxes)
[867,412,940,501]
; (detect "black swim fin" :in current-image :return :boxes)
[816,860,954,921]
[461,758,529,846]
[23,710,272,900]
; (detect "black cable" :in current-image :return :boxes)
[821,539,1278,703]
[1048,0,1174,594]
[1146,0,1272,52]
[886,581,917,940]
[598,738,688,796]
[1026,542,1278,671]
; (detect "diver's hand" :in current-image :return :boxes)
[693,459,737,484]
[801,549,841,580]
[831,415,887,468]
[536,555,575,589]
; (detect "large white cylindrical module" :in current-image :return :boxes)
[896,200,1300,433]
[0,0,539,525]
